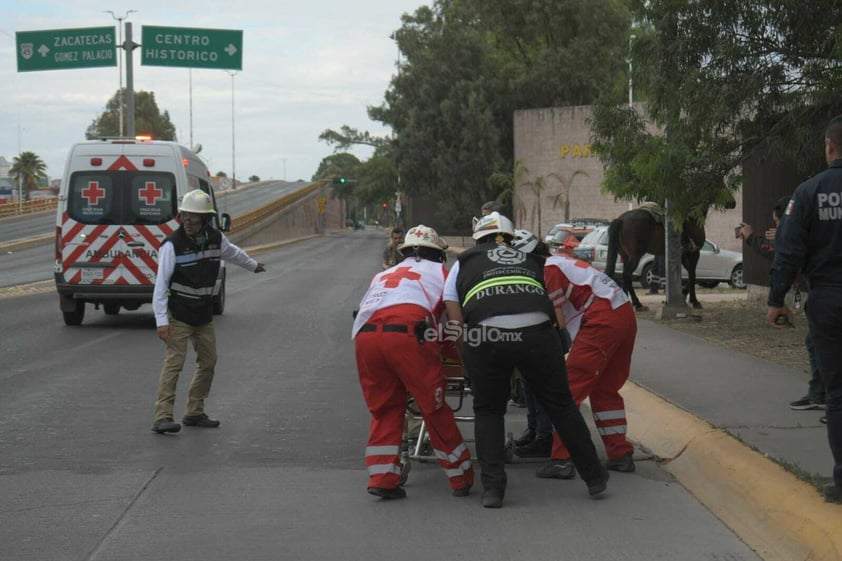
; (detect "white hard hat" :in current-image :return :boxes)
[179,189,216,214]
[512,229,538,253]
[399,225,448,251]
[472,211,514,240]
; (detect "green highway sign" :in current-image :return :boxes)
[16,27,116,72]
[141,26,242,70]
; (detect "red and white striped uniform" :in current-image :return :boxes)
[543,256,637,462]
[353,260,473,493]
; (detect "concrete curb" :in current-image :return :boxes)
[623,382,842,561]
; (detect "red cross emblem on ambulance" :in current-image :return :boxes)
[139,182,162,205]
[82,181,105,205]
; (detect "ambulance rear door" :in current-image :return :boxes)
[60,154,179,289]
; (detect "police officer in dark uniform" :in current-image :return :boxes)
[443,212,608,508]
[767,115,842,504]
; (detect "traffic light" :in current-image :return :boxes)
[382,202,388,208]
[332,177,346,185]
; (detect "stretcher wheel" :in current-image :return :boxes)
[504,432,514,463]
[399,456,411,486]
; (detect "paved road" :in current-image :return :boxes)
[0,229,763,561]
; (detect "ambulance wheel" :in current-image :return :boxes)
[62,301,85,326]
[504,432,514,463]
[104,303,120,315]
[213,279,226,315]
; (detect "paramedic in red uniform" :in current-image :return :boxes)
[513,229,637,479]
[352,225,474,500]
[151,189,265,434]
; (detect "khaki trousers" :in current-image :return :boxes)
[154,316,217,421]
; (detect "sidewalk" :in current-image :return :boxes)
[625,293,840,561]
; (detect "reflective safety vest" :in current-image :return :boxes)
[455,243,554,327]
[165,226,222,326]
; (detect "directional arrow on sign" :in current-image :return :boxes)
[38,45,49,57]
[225,44,237,56]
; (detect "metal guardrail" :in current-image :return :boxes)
[0,198,58,218]
[229,182,321,233]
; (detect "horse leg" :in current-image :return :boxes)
[683,250,702,309]
[625,258,646,311]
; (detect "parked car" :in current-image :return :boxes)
[544,225,593,256]
[573,226,745,289]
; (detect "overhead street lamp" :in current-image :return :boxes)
[105,9,137,137]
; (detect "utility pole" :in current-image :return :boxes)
[105,9,136,137]
[227,71,237,188]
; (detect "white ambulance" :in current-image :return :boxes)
[54,137,231,326]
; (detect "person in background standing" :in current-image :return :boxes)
[739,197,825,413]
[767,115,842,504]
[382,227,405,270]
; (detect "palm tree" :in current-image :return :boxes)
[10,151,47,201]
[548,169,590,223]
[487,159,530,227]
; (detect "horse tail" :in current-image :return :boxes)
[605,216,623,277]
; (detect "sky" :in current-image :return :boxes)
[0,0,425,183]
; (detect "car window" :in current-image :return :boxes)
[579,229,603,245]
[702,240,715,251]
[598,230,610,245]
[551,231,572,243]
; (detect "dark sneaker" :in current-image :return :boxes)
[515,434,552,458]
[481,488,504,508]
[586,467,610,497]
[152,417,181,434]
[789,396,825,410]
[182,413,220,428]
[513,427,536,447]
[823,483,842,504]
[535,459,576,479]
[606,451,636,473]
[452,485,472,497]
[367,486,407,500]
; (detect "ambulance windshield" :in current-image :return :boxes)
[67,172,177,225]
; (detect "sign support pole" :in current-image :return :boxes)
[125,22,137,137]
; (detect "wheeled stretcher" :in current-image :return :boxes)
[398,358,516,485]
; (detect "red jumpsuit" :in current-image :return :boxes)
[352,261,473,494]
[543,256,637,462]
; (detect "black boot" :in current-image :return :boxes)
[513,427,536,447]
[515,434,552,458]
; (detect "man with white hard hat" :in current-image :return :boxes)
[151,189,265,434]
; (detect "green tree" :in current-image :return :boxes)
[368,0,631,231]
[249,175,260,183]
[591,0,842,223]
[10,151,47,200]
[86,89,177,140]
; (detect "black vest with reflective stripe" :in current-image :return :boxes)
[164,226,222,326]
[456,243,554,327]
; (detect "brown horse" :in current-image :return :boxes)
[604,207,707,310]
